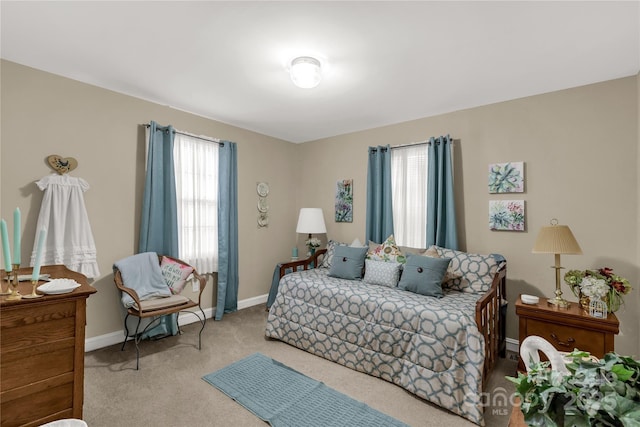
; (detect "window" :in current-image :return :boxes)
[391,145,428,248]
[174,133,219,273]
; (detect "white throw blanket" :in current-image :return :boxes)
[114,252,170,308]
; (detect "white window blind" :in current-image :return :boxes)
[174,133,219,273]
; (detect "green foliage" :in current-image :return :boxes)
[507,351,640,426]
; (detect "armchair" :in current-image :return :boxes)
[113,253,206,369]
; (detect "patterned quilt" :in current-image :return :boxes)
[265,268,487,425]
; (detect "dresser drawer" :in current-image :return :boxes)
[526,319,606,356]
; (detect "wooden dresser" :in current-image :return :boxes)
[515,296,619,372]
[0,265,96,427]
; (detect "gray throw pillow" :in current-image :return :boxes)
[397,254,451,298]
[319,240,347,269]
[328,245,368,280]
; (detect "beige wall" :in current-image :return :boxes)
[2,60,638,357]
[1,60,299,339]
[298,76,639,357]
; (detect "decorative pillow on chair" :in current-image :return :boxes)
[397,254,451,298]
[319,240,347,269]
[363,259,402,287]
[328,246,368,280]
[367,235,406,264]
[160,256,194,294]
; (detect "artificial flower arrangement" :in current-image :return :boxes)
[564,268,632,313]
[305,237,321,252]
[508,350,640,426]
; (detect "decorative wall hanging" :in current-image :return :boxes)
[256,182,270,228]
[47,154,78,175]
[488,161,524,193]
[489,200,525,231]
[335,179,353,223]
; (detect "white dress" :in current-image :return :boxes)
[30,174,100,278]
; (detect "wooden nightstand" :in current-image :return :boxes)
[516,296,619,372]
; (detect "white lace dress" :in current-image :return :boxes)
[30,174,100,278]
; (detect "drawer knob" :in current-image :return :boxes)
[550,332,575,348]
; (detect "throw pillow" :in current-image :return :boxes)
[363,259,402,287]
[319,240,347,269]
[328,246,368,280]
[431,246,502,294]
[160,256,194,294]
[422,247,462,283]
[367,234,406,264]
[397,254,451,298]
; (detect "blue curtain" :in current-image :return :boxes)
[426,135,458,250]
[138,121,179,337]
[139,121,179,256]
[216,141,239,320]
[365,145,394,244]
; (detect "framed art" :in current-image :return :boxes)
[488,162,524,193]
[335,179,353,222]
[489,200,525,231]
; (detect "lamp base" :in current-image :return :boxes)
[547,296,570,309]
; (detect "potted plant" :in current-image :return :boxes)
[507,350,640,426]
[564,267,632,313]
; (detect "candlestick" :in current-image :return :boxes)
[23,279,43,299]
[0,270,10,295]
[0,219,11,272]
[32,228,46,282]
[13,208,21,265]
[7,264,21,300]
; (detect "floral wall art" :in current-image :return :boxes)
[489,200,525,231]
[488,161,524,193]
[335,179,353,222]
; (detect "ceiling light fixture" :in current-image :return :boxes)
[290,56,322,89]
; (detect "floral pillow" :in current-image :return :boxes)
[367,235,406,264]
[160,256,194,294]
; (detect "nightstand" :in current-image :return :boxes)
[516,296,619,372]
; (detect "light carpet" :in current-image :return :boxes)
[202,352,409,427]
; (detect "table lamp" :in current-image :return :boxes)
[532,219,582,308]
[296,208,327,239]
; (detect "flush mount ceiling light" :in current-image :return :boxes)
[289,56,322,89]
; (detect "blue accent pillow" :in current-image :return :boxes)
[397,254,451,298]
[328,246,368,280]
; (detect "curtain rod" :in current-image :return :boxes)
[143,123,224,146]
[370,138,448,152]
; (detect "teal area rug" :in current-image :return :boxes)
[202,353,408,427]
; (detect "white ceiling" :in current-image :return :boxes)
[2,1,639,143]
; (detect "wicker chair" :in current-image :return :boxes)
[113,254,206,369]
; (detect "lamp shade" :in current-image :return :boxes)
[296,208,327,234]
[532,223,582,254]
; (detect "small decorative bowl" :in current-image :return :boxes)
[521,294,540,305]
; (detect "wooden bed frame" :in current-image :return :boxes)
[277,248,507,388]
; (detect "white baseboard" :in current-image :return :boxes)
[506,337,519,354]
[85,295,267,352]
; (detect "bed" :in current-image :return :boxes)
[265,243,507,425]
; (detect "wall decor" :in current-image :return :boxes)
[335,179,353,223]
[256,182,270,227]
[488,161,524,193]
[489,200,525,231]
